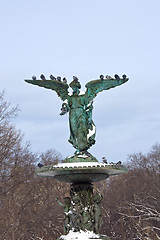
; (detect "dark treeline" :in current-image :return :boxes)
[0,92,159,240]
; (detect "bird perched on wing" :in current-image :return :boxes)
[116,161,122,165]
[122,74,127,79]
[38,163,44,167]
[106,75,112,79]
[32,76,36,80]
[57,76,61,81]
[100,75,104,80]
[63,77,67,83]
[40,74,46,81]
[102,156,107,164]
[114,74,120,80]
[73,76,78,81]
[50,75,56,80]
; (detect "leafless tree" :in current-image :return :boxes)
[0,92,69,240]
[100,143,160,240]
[0,92,159,239]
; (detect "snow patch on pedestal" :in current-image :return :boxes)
[59,230,102,240]
[67,154,89,159]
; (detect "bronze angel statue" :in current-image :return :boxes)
[25,74,128,154]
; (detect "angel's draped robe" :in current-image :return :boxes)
[68,93,95,152]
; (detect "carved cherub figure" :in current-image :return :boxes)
[70,195,83,232]
[81,206,94,231]
[93,192,103,233]
[55,196,71,234]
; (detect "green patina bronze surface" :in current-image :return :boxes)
[25,76,128,156]
[25,74,128,239]
[64,152,98,163]
[56,183,111,239]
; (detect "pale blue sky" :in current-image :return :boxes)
[1,0,160,162]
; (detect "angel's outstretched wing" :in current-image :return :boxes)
[85,77,129,101]
[25,79,69,101]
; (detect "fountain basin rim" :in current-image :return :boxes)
[35,163,128,183]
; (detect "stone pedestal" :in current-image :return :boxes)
[70,183,94,232]
[56,182,111,239]
[36,157,127,240]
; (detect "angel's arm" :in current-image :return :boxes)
[55,197,64,207]
[25,79,69,101]
[85,76,129,101]
[60,102,70,116]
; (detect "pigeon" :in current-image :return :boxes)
[116,161,122,165]
[32,76,36,80]
[38,163,44,167]
[73,76,78,81]
[63,77,67,83]
[100,75,104,80]
[40,74,46,81]
[114,74,120,80]
[102,157,107,164]
[106,75,112,79]
[122,74,127,79]
[50,75,56,80]
[57,76,61,81]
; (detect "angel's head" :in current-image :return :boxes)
[64,197,71,206]
[69,76,81,94]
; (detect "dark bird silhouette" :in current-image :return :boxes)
[32,76,36,80]
[100,75,104,80]
[122,74,127,79]
[40,74,46,81]
[116,161,122,165]
[114,74,120,80]
[102,156,107,163]
[57,76,61,81]
[73,76,78,81]
[38,163,44,167]
[50,75,56,80]
[106,75,112,79]
[63,77,67,83]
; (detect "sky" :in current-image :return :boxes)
[1,0,160,163]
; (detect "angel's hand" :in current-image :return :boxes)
[60,103,69,116]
